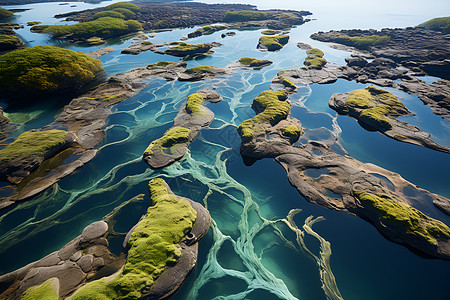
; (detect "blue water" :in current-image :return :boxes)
[1,1,450,300]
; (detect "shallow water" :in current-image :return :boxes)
[0,1,450,299]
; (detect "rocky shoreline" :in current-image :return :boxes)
[0,178,210,300]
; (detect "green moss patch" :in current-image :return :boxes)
[144,127,191,156]
[165,43,211,57]
[93,10,125,20]
[21,278,58,300]
[359,106,393,129]
[0,34,23,50]
[258,35,289,51]
[149,61,175,67]
[239,57,272,68]
[185,93,204,114]
[261,29,279,35]
[0,7,13,19]
[0,45,103,97]
[283,125,300,138]
[357,192,450,246]
[105,2,141,12]
[346,88,374,109]
[85,36,105,45]
[224,10,269,22]
[237,89,290,139]
[417,17,450,34]
[141,40,153,45]
[0,129,68,164]
[184,66,213,74]
[279,76,296,89]
[335,34,390,49]
[306,48,324,57]
[27,21,41,26]
[41,17,142,39]
[72,178,197,300]
[112,8,136,18]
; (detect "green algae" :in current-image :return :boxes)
[237,89,290,139]
[0,130,69,164]
[258,35,289,51]
[72,178,197,300]
[20,278,58,300]
[357,192,450,246]
[144,127,191,156]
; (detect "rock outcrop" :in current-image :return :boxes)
[0,180,211,299]
[237,88,450,260]
[143,89,222,168]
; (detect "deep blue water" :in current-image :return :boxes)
[0,1,449,300]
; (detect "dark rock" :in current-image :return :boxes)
[345,56,367,67]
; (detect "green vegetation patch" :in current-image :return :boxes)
[112,8,136,18]
[258,35,289,51]
[237,89,290,140]
[357,192,450,246]
[306,48,324,57]
[359,105,393,130]
[417,16,450,34]
[0,7,13,19]
[27,21,41,26]
[141,40,153,45]
[261,29,280,35]
[105,2,141,12]
[21,278,58,300]
[335,34,390,49]
[0,45,103,97]
[185,93,205,114]
[279,76,296,89]
[85,36,105,45]
[72,178,197,300]
[93,10,125,20]
[0,34,22,50]
[283,125,300,138]
[166,42,211,57]
[239,57,272,68]
[184,66,214,74]
[304,56,327,69]
[224,10,269,22]
[144,127,191,156]
[149,61,175,67]
[346,88,374,109]
[30,24,49,33]
[0,129,68,164]
[42,17,142,39]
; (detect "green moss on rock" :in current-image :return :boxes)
[0,45,103,98]
[261,29,279,35]
[0,129,69,164]
[237,89,290,139]
[0,34,23,51]
[306,48,324,57]
[304,56,327,69]
[258,35,289,51]
[112,8,136,18]
[335,34,390,49]
[283,125,300,137]
[184,66,213,74]
[359,105,393,130]
[93,10,125,20]
[20,278,58,300]
[41,17,142,39]
[105,2,141,12]
[85,36,105,45]
[239,57,272,68]
[224,10,269,22]
[357,192,450,246]
[165,43,211,57]
[346,88,374,109]
[72,178,197,300]
[185,93,204,114]
[27,21,41,26]
[141,40,153,45]
[0,7,13,19]
[144,127,191,156]
[417,17,450,34]
[279,76,296,89]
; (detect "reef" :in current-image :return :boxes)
[144,89,222,168]
[237,88,450,260]
[257,35,289,51]
[329,86,450,153]
[0,179,211,299]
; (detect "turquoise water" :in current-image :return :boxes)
[1,1,450,299]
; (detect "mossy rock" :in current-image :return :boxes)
[357,192,450,246]
[0,129,70,165]
[0,45,104,99]
[184,66,214,74]
[237,89,290,140]
[0,34,23,51]
[93,10,125,20]
[279,76,296,89]
[144,126,191,156]
[149,61,175,67]
[141,40,153,45]
[165,43,211,57]
[417,17,450,34]
[223,10,269,22]
[20,278,58,300]
[258,35,289,51]
[239,57,273,69]
[359,105,393,130]
[85,36,105,45]
[261,29,280,35]
[27,21,41,26]
[0,7,13,19]
[71,178,197,300]
[41,17,142,40]
[306,48,324,57]
[105,2,141,12]
[304,56,327,69]
[112,8,136,18]
[335,34,390,49]
[185,93,204,114]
